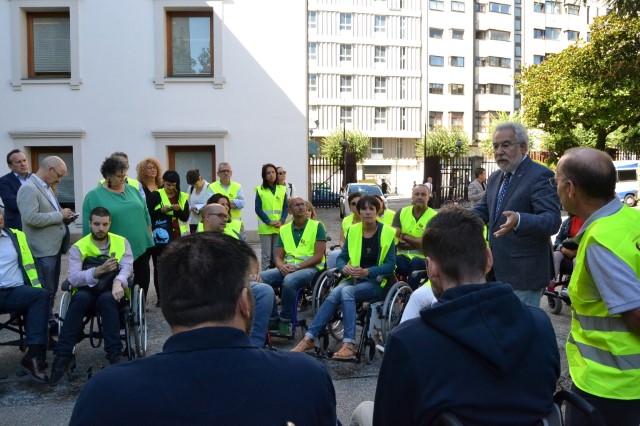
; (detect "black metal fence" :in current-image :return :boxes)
[308,156,343,207]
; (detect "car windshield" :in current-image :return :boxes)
[348,184,382,196]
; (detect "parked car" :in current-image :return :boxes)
[339,183,387,218]
[311,188,341,207]
[613,160,638,207]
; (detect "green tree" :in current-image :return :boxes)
[320,128,370,163]
[518,14,640,151]
[591,0,640,17]
[198,47,211,74]
[415,127,469,158]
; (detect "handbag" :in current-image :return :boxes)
[82,255,119,294]
[152,217,174,247]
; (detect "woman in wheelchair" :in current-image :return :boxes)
[292,195,396,360]
[552,214,583,284]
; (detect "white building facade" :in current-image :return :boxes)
[0,0,307,236]
[308,0,609,194]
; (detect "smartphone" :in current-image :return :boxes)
[69,213,80,220]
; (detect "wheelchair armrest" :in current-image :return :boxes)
[410,270,428,281]
[127,276,134,288]
[553,390,605,425]
[329,244,341,251]
[61,279,71,292]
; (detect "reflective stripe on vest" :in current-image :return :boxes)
[73,233,128,297]
[567,205,640,400]
[346,223,396,288]
[255,185,286,235]
[397,206,437,259]
[280,219,324,270]
[209,181,242,220]
[10,229,41,288]
[155,189,190,236]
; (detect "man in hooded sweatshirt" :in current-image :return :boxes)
[366,206,560,425]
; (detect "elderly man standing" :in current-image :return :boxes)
[472,122,561,307]
[467,167,486,207]
[70,233,337,425]
[260,197,326,337]
[555,148,640,426]
[200,203,275,347]
[392,184,437,290]
[17,156,76,332]
[0,149,31,230]
[0,209,50,382]
[208,162,245,223]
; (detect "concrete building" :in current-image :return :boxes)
[0,0,307,236]
[308,0,609,193]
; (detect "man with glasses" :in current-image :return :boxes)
[259,197,326,337]
[208,162,245,223]
[17,156,77,335]
[200,203,275,347]
[0,149,31,230]
[472,122,560,307]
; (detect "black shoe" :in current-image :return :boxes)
[20,357,48,383]
[49,324,59,337]
[107,353,125,365]
[48,337,57,350]
[49,355,75,387]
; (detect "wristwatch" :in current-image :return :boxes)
[295,264,300,270]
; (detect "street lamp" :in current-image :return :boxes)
[342,121,348,187]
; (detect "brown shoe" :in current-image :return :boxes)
[20,357,48,383]
[333,344,357,360]
[291,338,315,353]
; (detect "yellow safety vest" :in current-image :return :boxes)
[397,206,437,259]
[346,223,396,288]
[255,185,286,235]
[195,221,240,240]
[279,219,324,270]
[155,189,190,236]
[342,214,358,237]
[73,233,129,297]
[378,209,396,226]
[97,176,141,190]
[567,206,640,400]
[209,181,243,221]
[8,229,42,287]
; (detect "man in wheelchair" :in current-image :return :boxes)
[0,209,50,382]
[50,207,133,386]
[260,197,326,337]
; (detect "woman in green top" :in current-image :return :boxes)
[82,156,154,297]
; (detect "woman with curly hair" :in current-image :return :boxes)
[136,157,163,201]
[82,156,154,297]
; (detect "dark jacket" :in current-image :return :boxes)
[373,282,560,426]
[0,172,26,229]
[70,327,338,426]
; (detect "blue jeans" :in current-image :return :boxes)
[35,254,61,326]
[260,267,317,322]
[396,255,425,290]
[306,278,382,344]
[513,289,543,308]
[0,285,49,346]
[249,282,274,347]
[55,290,122,358]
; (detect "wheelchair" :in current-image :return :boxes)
[311,268,413,364]
[0,311,27,351]
[57,279,147,361]
[544,257,573,315]
[432,390,605,426]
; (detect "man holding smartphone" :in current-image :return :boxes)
[50,206,134,386]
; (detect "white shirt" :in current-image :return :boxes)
[0,229,25,288]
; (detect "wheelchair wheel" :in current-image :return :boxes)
[58,291,71,336]
[312,271,344,341]
[381,281,412,342]
[311,270,330,314]
[131,286,147,358]
[364,337,376,364]
[123,307,134,360]
[547,291,563,315]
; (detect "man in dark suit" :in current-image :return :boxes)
[472,122,561,307]
[0,149,31,230]
[70,232,337,426]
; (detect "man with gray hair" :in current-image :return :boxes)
[208,162,245,222]
[472,122,561,307]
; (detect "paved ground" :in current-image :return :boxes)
[0,197,572,424]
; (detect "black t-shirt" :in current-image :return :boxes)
[360,226,382,269]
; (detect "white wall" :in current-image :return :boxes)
[0,0,307,235]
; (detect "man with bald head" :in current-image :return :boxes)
[260,197,326,337]
[554,147,640,426]
[17,156,77,333]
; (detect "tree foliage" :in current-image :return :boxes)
[415,127,469,158]
[517,14,640,151]
[320,128,370,163]
[592,0,640,17]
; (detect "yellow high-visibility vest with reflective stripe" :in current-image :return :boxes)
[346,223,396,288]
[155,189,190,236]
[196,221,240,240]
[378,209,395,226]
[397,206,437,259]
[255,185,286,235]
[9,228,41,288]
[279,219,324,270]
[567,205,640,400]
[209,181,242,221]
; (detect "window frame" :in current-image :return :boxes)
[545,1,561,14]
[429,111,443,130]
[374,107,387,125]
[489,29,510,41]
[451,1,465,12]
[566,30,579,41]
[308,11,317,29]
[566,4,580,15]
[340,44,353,62]
[341,106,353,124]
[450,56,465,67]
[450,111,464,128]
[340,13,352,31]
[429,83,444,94]
[374,76,387,94]
[429,0,444,11]
[308,42,317,60]
[374,15,387,33]
[545,27,561,40]
[374,45,387,63]
[26,11,71,79]
[451,29,464,40]
[166,11,214,78]
[370,138,384,157]
[429,27,444,39]
[488,2,511,14]
[429,55,444,67]
[309,73,317,92]
[449,83,464,95]
[340,75,353,93]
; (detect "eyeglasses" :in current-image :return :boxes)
[218,170,232,174]
[205,213,229,221]
[278,171,287,175]
[549,177,570,188]
[145,165,157,170]
[492,141,517,151]
[350,202,358,206]
[50,167,64,179]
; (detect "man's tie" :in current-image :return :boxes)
[494,172,512,217]
[481,182,486,191]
